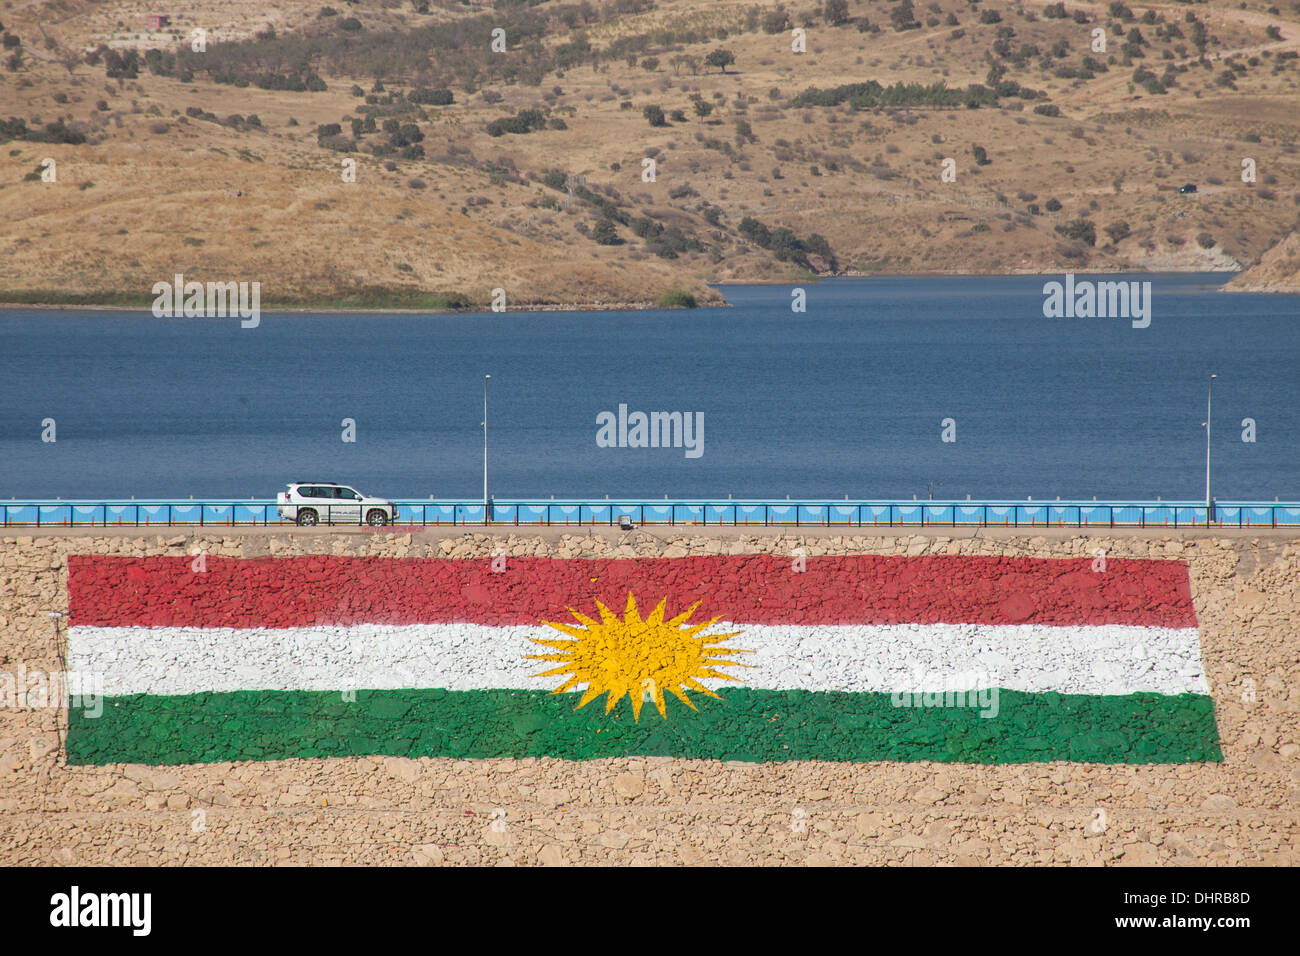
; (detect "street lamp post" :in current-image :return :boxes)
[482,375,491,523]
[1204,373,1216,524]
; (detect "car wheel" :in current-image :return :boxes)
[296,509,318,527]
[366,509,389,527]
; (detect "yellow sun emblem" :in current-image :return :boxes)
[527,592,752,721]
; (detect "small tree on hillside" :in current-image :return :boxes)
[762,9,791,33]
[591,218,622,245]
[824,0,850,25]
[705,48,736,73]
[1056,218,1097,246]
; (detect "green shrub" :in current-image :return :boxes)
[657,289,698,308]
[1055,218,1097,245]
[825,0,850,25]
[409,87,453,105]
[591,218,622,245]
[486,108,546,136]
[762,10,790,34]
[792,79,995,109]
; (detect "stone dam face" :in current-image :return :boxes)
[1,528,1297,866]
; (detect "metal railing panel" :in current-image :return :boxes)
[3,499,1299,528]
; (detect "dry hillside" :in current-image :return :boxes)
[2,0,1299,308]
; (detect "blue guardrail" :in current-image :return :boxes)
[2,499,1298,528]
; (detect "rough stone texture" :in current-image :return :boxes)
[1,527,1298,865]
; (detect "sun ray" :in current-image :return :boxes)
[554,607,602,629]
[667,685,698,711]
[533,592,751,720]
[537,622,588,640]
[665,601,703,627]
[594,599,620,626]
[651,685,667,719]
[530,664,582,678]
[699,669,745,682]
[550,676,584,694]
[646,597,667,626]
[700,631,746,644]
[681,677,722,698]
[575,685,604,710]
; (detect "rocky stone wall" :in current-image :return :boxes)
[1,529,1297,865]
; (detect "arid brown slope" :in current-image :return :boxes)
[2,0,1299,307]
[1231,229,1300,291]
[0,135,725,309]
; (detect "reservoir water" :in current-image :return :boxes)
[0,274,1296,501]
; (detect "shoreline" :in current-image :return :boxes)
[0,299,722,315]
[0,300,702,316]
[714,267,1242,283]
[0,269,1269,315]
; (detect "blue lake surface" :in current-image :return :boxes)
[0,274,1296,501]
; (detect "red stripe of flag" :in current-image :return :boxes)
[67,554,1196,629]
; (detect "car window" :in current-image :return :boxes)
[341,488,360,500]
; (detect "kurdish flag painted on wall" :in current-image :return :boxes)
[65,554,1221,765]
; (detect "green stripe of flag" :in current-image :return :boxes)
[67,688,1222,766]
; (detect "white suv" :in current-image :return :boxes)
[277,482,398,527]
